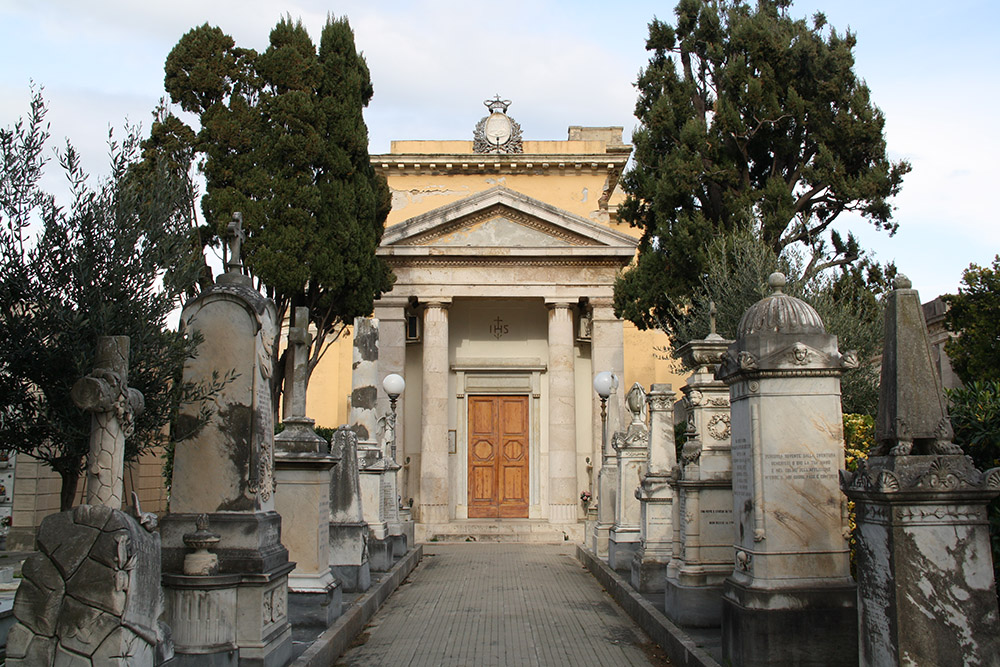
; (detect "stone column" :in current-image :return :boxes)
[274,306,342,626]
[590,298,624,557]
[374,298,408,499]
[663,331,734,626]
[842,276,1000,666]
[608,383,650,574]
[630,383,677,593]
[716,273,856,667]
[420,301,450,524]
[547,302,577,523]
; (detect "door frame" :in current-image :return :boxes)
[453,360,544,520]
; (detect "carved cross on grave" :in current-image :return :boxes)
[70,336,144,508]
[709,301,717,336]
[225,211,246,274]
[286,306,312,419]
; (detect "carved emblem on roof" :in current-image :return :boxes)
[474,96,523,154]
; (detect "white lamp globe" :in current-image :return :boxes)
[593,371,614,399]
[382,373,405,398]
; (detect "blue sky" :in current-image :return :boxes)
[2,0,997,299]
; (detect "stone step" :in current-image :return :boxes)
[416,520,584,544]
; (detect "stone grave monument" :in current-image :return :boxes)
[8,336,170,665]
[350,316,394,572]
[630,383,677,593]
[841,275,1000,666]
[715,273,856,666]
[607,383,650,573]
[663,320,735,626]
[379,373,408,557]
[274,307,342,628]
[591,374,621,558]
[328,426,371,592]
[160,214,293,666]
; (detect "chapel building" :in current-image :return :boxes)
[309,99,681,540]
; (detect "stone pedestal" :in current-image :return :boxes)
[716,274,856,667]
[608,384,648,573]
[630,384,676,594]
[843,455,1000,666]
[663,334,734,626]
[274,451,341,628]
[162,264,292,667]
[329,427,371,592]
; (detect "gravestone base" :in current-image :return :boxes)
[591,522,611,558]
[663,579,723,627]
[368,536,394,572]
[329,522,371,593]
[629,552,669,594]
[721,579,857,667]
[607,531,640,573]
[164,567,294,667]
[843,455,1000,666]
[389,531,408,558]
[161,512,289,576]
[289,583,342,630]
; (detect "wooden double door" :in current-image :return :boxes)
[468,395,529,518]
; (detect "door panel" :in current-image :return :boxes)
[468,395,529,518]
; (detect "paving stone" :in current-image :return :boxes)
[336,543,664,667]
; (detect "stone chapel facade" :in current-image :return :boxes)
[310,100,681,540]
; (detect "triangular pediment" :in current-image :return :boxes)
[381,186,638,250]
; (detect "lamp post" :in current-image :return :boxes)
[382,373,405,462]
[593,371,614,457]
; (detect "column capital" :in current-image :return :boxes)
[545,301,574,311]
[422,299,452,310]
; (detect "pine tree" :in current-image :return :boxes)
[614,0,910,335]
[156,16,393,403]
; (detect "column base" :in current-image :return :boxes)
[663,579,723,627]
[629,552,669,594]
[721,578,857,667]
[289,583,342,629]
[368,536,394,572]
[607,532,640,573]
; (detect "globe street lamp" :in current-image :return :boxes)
[382,373,405,462]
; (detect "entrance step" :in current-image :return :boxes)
[416,520,584,544]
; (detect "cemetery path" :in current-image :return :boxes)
[336,543,670,667]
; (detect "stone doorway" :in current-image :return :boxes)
[468,395,529,518]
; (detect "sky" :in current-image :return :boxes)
[1,0,997,300]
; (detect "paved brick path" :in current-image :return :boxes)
[336,543,667,667]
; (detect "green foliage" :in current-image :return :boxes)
[942,256,1000,385]
[947,381,1000,597]
[615,0,910,335]
[671,224,887,415]
[154,16,393,400]
[0,89,206,508]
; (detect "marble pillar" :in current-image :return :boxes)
[420,301,450,524]
[630,383,677,594]
[547,302,577,523]
[590,299,624,557]
[663,332,734,626]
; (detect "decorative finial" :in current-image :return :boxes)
[708,301,717,335]
[484,95,511,114]
[225,212,245,274]
[894,274,912,290]
[768,272,787,294]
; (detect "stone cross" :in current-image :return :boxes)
[70,336,144,508]
[286,306,311,419]
[708,301,717,336]
[225,211,245,274]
